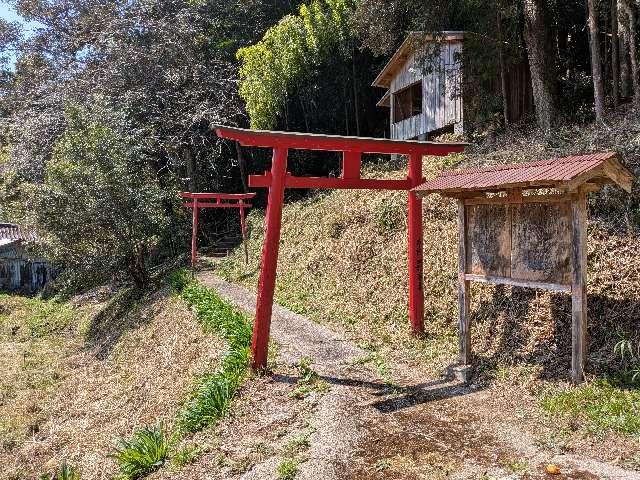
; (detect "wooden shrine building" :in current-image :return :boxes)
[373,31,534,140]
[414,152,634,383]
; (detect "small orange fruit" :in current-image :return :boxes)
[545,464,561,475]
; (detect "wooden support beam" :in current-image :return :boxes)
[183,202,253,209]
[251,148,289,371]
[408,153,424,334]
[464,274,571,293]
[249,173,411,190]
[191,198,199,269]
[571,191,588,383]
[458,200,471,365]
[342,151,362,179]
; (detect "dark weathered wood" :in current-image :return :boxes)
[465,274,571,293]
[462,193,571,205]
[511,202,572,285]
[466,204,511,277]
[571,192,588,383]
[458,200,472,365]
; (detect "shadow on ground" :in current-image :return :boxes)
[471,284,640,381]
[83,286,149,359]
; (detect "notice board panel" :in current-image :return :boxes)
[511,202,572,285]
[466,204,511,277]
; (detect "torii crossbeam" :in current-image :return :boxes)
[181,192,256,267]
[214,125,466,370]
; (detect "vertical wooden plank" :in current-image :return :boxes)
[571,191,588,383]
[191,198,199,269]
[342,151,362,179]
[251,147,289,370]
[458,200,472,365]
[408,153,425,333]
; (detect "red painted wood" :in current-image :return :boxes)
[213,127,467,372]
[408,153,425,333]
[183,192,257,269]
[191,198,199,268]
[181,192,256,200]
[251,147,289,370]
[214,125,466,156]
[239,203,248,264]
[183,202,253,209]
[249,173,411,190]
[342,151,362,179]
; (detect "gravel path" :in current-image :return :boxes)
[197,273,639,480]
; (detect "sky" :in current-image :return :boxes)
[0,2,42,66]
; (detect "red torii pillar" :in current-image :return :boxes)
[181,192,256,268]
[214,126,466,370]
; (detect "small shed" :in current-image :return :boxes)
[0,223,55,292]
[373,31,534,140]
[413,152,634,383]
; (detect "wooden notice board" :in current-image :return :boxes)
[464,200,573,287]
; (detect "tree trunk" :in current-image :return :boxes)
[235,141,248,192]
[619,1,631,98]
[352,51,361,136]
[523,0,557,131]
[184,146,196,192]
[497,7,510,126]
[612,0,620,106]
[130,244,148,290]
[587,0,606,121]
[624,0,640,105]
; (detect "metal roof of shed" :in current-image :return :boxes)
[413,152,634,196]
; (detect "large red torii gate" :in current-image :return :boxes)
[214,125,466,370]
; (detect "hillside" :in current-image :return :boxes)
[218,106,640,379]
[2,110,640,479]
[0,286,223,479]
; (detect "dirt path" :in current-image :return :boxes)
[196,273,638,480]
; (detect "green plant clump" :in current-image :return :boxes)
[111,423,169,479]
[276,458,300,480]
[541,378,640,435]
[172,270,253,433]
[39,460,81,480]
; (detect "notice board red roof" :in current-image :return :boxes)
[414,152,634,196]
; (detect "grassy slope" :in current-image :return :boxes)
[217,108,640,439]
[0,286,224,480]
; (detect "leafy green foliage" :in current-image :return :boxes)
[237,0,359,129]
[171,444,206,468]
[614,337,640,384]
[276,458,300,480]
[173,277,252,434]
[111,423,169,479]
[38,460,81,480]
[540,379,640,435]
[34,104,172,290]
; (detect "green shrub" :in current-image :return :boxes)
[276,458,300,480]
[168,268,192,293]
[111,423,169,479]
[39,460,80,480]
[541,379,640,435]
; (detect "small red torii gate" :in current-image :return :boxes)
[214,125,466,370]
[181,192,256,268]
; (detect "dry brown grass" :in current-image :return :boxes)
[0,287,223,480]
